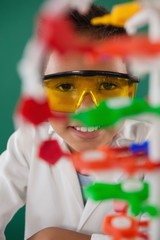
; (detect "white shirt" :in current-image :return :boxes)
[0,119,151,240]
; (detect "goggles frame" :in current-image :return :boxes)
[43,70,139,84]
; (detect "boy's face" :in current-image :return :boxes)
[45,53,129,152]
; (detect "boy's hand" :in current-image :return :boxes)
[27,227,91,240]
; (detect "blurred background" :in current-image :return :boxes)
[0,0,148,239]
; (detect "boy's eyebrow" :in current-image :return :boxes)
[43,70,139,83]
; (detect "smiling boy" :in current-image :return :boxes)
[0,4,151,240]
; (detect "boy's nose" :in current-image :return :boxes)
[76,93,96,112]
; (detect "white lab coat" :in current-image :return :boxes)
[0,119,151,240]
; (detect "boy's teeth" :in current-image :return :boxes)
[74,126,99,132]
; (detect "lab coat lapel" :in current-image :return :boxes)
[77,198,101,230]
[57,155,102,228]
[57,157,84,212]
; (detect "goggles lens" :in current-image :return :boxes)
[43,70,138,113]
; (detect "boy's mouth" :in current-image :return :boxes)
[68,126,101,139]
[72,126,99,132]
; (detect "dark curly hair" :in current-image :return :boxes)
[68,4,126,40]
[42,4,127,74]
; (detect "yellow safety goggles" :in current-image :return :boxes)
[43,70,139,113]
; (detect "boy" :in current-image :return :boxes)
[0,4,151,240]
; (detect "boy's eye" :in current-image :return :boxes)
[99,82,117,90]
[56,83,74,92]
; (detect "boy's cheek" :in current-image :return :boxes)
[49,111,70,121]
[48,112,70,129]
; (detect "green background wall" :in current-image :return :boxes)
[0,0,148,239]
